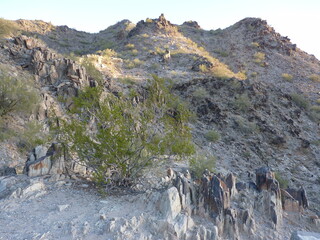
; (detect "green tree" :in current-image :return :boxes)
[59,75,195,187]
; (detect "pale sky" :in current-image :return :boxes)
[1,0,320,59]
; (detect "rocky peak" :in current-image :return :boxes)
[16,19,55,34]
[128,14,178,37]
[182,20,201,29]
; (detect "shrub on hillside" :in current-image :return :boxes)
[204,130,221,143]
[189,154,216,179]
[59,75,195,188]
[308,74,320,83]
[282,73,293,82]
[290,93,309,110]
[0,69,39,117]
[233,93,252,112]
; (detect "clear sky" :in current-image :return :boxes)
[1,0,320,59]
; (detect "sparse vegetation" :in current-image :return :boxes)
[17,121,51,152]
[204,130,221,142]
[81,58,104,85]
[189,154,216,179]
[274,172,289,189]
[234,116,259,134]
[118,77,136,85]
[125,43,135,50]
[308,74,320,83]
[0,67,39,117]
[0,18,19,38]
[253,52,265,64]
[250,72,258,78]
[282,73,293,82]
[146,18,153,23]
[192,87,210,99]
[251,42,260,48]
[233,93,252,112]
[124,58,144,69]
[212,65,234,79]
[290,93,309,110]
[199,64,209,73]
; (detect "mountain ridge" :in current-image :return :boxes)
[0,14,320,239]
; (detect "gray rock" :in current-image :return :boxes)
[24,143,67,177]
[0,166,16,176]
[290,231,320,240]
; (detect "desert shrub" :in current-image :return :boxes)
[125,43,135,50]
[59,75,195,187]
[310,105,320,113]
[81,58,104,85]
[124,58,143,69]
[234,116,259,134]
[308,74,320,83]
[130,49,138,56]
[146,18,153,23]
[290,93,309,110]
[233,93,252,112]
[205,130,221,142]
[274,172,288,189]
[0,69,39,117]
[192,87,210,99]
[17,121,51,152]
[0,18,19,38]
[199,64,209,73]
[282,73,293,82]
[253,52,265,64]
[212,65,234,79]
[214,49,229,57]
[251,42,260,48]
[189,154,216,179]
[155,47,165,55]
[99,49,117,58]
[309,105,320,123]
[250,72,258,78]
[235,71,247,80]
[118,77,136,85]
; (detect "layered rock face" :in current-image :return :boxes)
[102,167,313,240]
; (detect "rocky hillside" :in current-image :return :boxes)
[0,15,320,239]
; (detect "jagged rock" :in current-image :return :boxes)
[192,57,214,72]
[255,167,278,191]
[0,166,16,176]
[290,231,320,240]
[286,187,309,209]
[157,186,181,220]
[183,21,201,29]
[24,143,66,177]
[0,175,45,199]
[281,189,301,212]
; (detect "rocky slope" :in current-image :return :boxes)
[0,14,320,239]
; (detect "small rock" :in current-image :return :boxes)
[57,204,69,212]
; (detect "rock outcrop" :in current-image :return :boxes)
[24,143,87,180]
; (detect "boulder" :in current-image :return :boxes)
[24,143,66,177]
[158,186,181,220]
